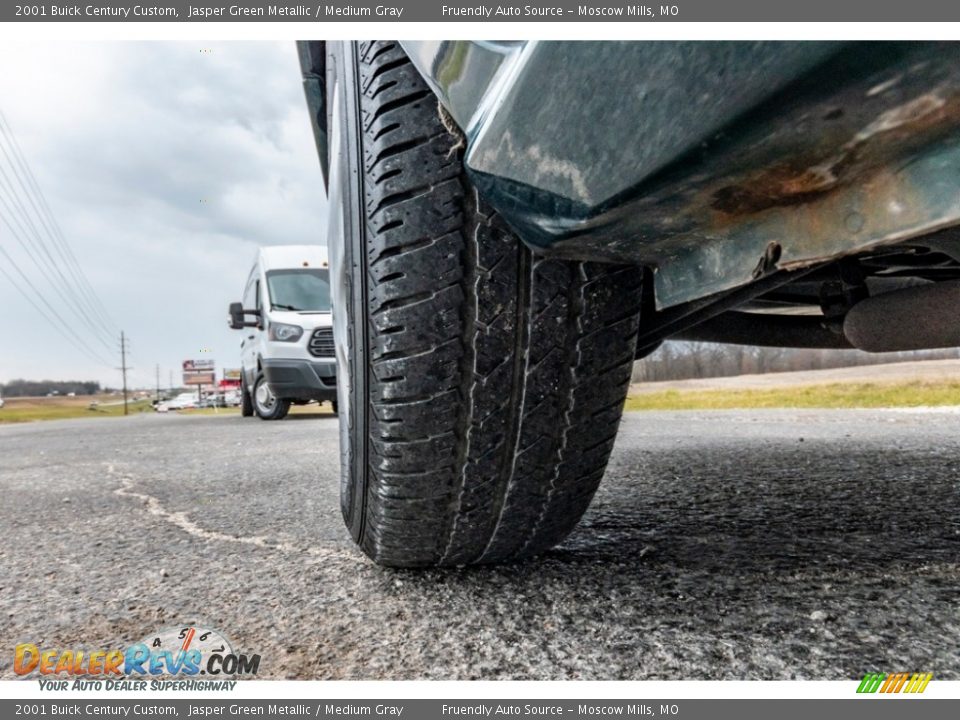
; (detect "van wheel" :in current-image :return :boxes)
[327,41,642,567]
[253,374,289,421]
[240,375,254,417]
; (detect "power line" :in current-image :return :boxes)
[0,143,117,348]
[0,110,119,338]
[0,257,109,368]
[0,242,115,368]
[0,113,158,393]
[0,175,116,353]
[0,112,119,342]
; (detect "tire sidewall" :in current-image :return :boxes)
[327,41,367,541]
[240,374,254,417]
[253,373,289,420]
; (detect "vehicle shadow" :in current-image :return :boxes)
[418,437,959,576]
[557,443,957,575]
[376,434,960,678]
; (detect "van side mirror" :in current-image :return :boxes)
[228,302,260,330]
[228,302,244,329]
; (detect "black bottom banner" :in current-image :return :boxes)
[2,699,957,720]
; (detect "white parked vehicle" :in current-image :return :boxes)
[156,392,199,412]
[228,245,336,421]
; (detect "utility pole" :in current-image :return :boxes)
[155,364,160,402]
[119,331,130,416]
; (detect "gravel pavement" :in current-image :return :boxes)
[1,409,958,680]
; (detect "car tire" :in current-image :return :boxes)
[240,375,254,417]
[328,41,642,567]
[252,373,290,421]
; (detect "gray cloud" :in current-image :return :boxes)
[0,41,327,389]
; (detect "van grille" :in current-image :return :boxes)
[308,327,335,357]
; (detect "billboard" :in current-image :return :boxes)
[183,372,216,386]
[183,358,216,386]
[222,368,242,381]
[183,359,215,371]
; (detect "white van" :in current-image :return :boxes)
[228,245,336,420]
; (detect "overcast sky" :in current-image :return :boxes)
[0,42,327,389]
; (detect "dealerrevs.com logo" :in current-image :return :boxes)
[15,626,260,690]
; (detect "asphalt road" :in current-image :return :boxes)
[1,409,958,680]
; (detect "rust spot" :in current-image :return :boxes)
[711,91,960,218]
[711,160,841,214]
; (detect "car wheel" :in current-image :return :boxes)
[240,375,254,417]
[253,373,289,421]
[327,41,642,567]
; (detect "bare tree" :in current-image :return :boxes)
[633,341,960,382]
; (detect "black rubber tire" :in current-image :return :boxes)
[253,373,290,421]
[240,374,254,417]
[330,41,642,567]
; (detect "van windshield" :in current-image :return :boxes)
[265,269,331,312]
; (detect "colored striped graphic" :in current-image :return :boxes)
[857,672,933,694]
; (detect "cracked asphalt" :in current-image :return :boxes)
[1,409,958,680]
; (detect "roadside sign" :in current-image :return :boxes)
[223,368,242,380]
[183,359,215,371]
[183,372,216,386]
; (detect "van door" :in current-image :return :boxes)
[240,272,260,387]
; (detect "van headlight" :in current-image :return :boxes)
[268,322,303,342]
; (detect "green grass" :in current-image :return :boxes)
[624,380,960,412]
[0,396,155,423]
[7,380,957,422]
[0,397,333,423]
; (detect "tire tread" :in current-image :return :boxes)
[352,41,641,566]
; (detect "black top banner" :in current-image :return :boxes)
[0,700,958,720]
[3,0,960,22]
